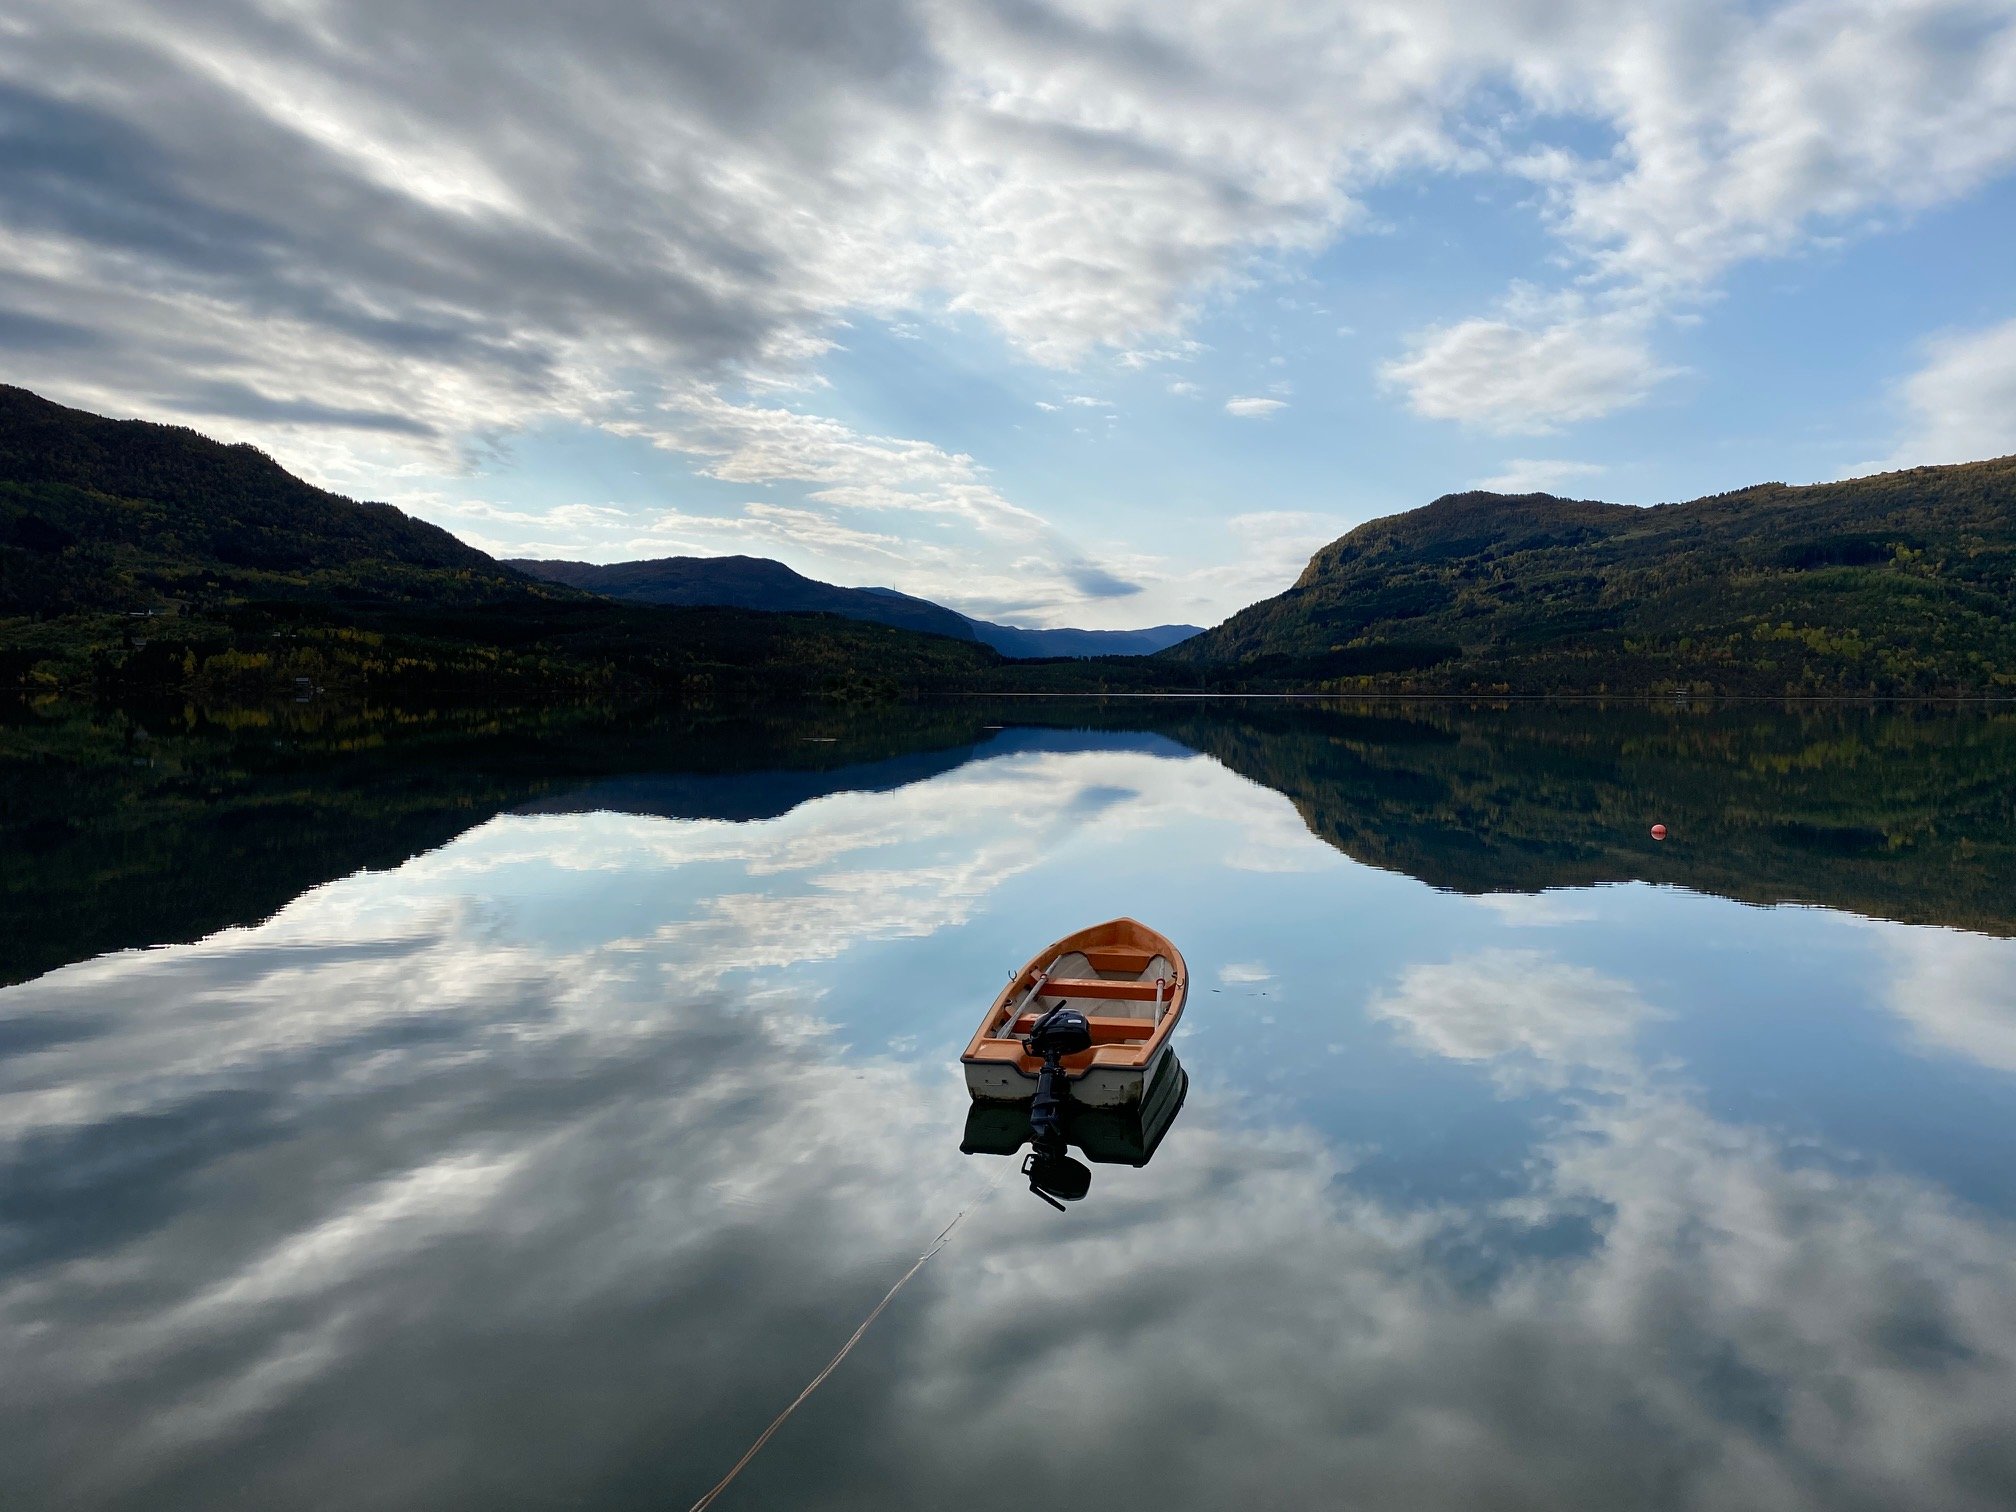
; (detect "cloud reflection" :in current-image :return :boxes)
[1882,928,2016,1074]
[2,745,2015,1509]
[1371,949,1657,1091]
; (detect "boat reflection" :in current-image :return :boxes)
[960,1052,1189,1209]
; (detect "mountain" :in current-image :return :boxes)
[1162,459,2016,695]
[958,617,1201,658]
[857,585,1200,657]
[18,381,2011,701]
[513,555,1201,658]
[509,555,978,641]
[0,384,525,615]
[0,387,1000,701]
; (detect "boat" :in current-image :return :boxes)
[961,917,1187,1110]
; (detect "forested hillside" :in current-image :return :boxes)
[11,383,2015,701]
[0,387,999,701]
[1165,461,2016,695]
[0,385,525,616]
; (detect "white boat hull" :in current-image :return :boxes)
[963,1039,1171,1108]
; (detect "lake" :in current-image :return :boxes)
[3,697,2015,1510]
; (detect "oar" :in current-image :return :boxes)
[998,955,1062,1036]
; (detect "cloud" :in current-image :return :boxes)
[4,0,2016,477]
[1059,559,1142,599]
[1148,509,1343,622]
[0,0,1406,460]
[735,501,917,561]
[1882,927,2016,1072]
[422,493,942,577]
[1118,338,1205,369]
[964,504,1343,634]
[1224,395,1287,418]
[1370,949,1656,1090]
[1382,292,1676,434]
[1224,509,1337,542]
[1471,892,1601,927]
[1872,315,2016,470]
[1472,459,1609,496]
[591,387,1166,615]
[1396,1,2016,432]
[609,391,1043,533]
[1513,1,2016,294]
[152,380,440,437]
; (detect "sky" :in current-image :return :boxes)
[4,1,2016,630]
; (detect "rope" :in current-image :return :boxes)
[683,1167,1008,1512]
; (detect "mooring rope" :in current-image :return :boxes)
[683,1167,1009,1512]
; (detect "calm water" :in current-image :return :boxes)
[4,699,2016,1510]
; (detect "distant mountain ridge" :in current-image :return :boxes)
[510,555,976,640]
[510,554,1202,659]
[964,616,1205,659]
[1162,461,2016,695]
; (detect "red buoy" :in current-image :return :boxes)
[1651,823,1668,840]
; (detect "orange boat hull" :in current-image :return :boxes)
[960,917,1187,1107]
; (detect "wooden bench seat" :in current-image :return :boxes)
[966,1038,1156,1065]
[1083,946,1157,974]
[1025,975,1166,1002]
[1009,1012,1158,1042]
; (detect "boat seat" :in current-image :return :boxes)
[1038,976,1165,1001]
[997,950,1180,1032]
[966,1039,1154,1066]
[1083,946,1157,974]
[1032,978,1178,1023]
[1009,1012,1157,1042]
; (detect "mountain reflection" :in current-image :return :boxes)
[5,699,2013,991]
[3,704,2015,1508]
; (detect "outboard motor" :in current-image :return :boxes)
[1022,1002,1093,1158]
[1024,1002,1094,1061]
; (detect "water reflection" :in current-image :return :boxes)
[961,1055,1189,1210]
[2,703,2014,1508]
[7,698,2014,990]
